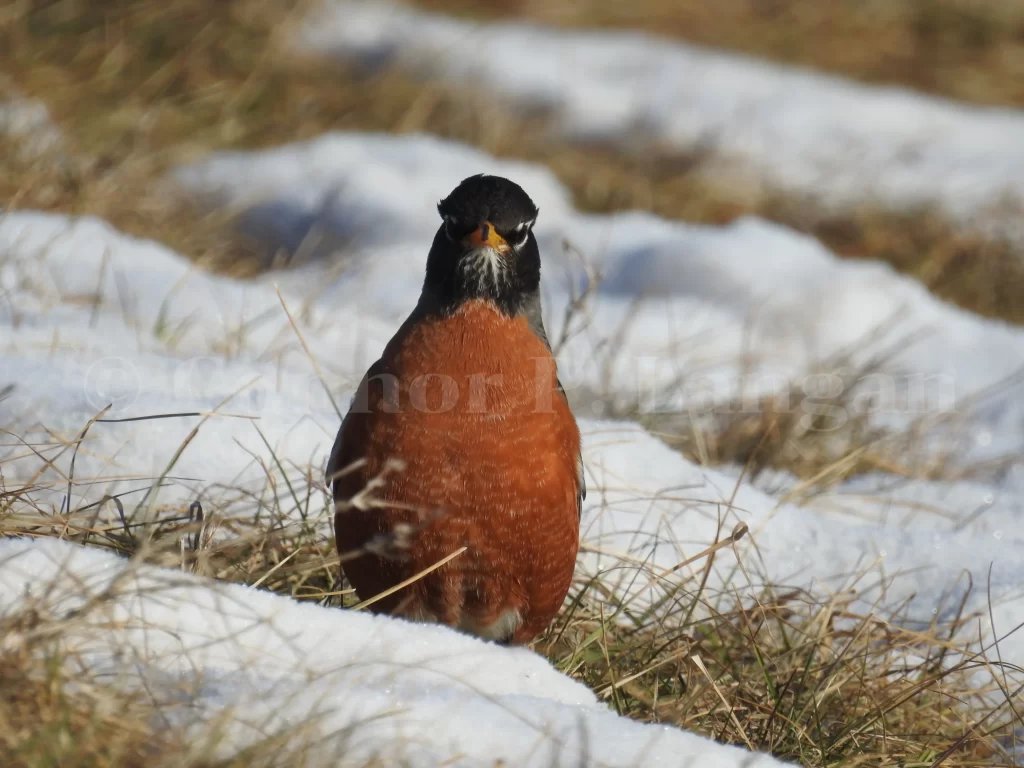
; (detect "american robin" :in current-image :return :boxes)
[327,174,585,644]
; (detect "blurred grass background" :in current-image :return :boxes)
[417,0,1024,107]
[4,0,1024,321]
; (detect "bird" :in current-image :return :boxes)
[326,174,585,645]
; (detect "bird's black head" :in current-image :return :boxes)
[423,174,541,317]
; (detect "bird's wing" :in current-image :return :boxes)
[325,409,353,492]
[557,374,587,520]
[325,358,386,496]
[523,293,586,519]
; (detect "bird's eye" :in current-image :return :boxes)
[511,219,534,250]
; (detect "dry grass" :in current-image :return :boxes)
[626,361,1022,492]
[1,351,1021,767]
[3,0,1024,322]
[3,2,1024,763]
[415,0,1024,108]
[540,578,1013,764]
[0,656,172,767]
[2,437,1021,765]
[0,413,342,766]
[1,315,1020,765]
[560,291,1023,487]
[0,542,376,768]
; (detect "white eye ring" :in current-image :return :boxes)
[511,218,535,250]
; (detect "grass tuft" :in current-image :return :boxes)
[539,579,1013,764]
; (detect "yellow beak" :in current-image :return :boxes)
[462,221,509,251]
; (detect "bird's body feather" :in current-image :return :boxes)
[329,298,581,643]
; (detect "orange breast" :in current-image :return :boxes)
[332,299,581,643]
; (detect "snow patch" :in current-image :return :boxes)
[297,1,1024,238]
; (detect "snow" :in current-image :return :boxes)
[3,128,1024,763]
[297,1,1024,236]
[579,420,1024,631]
[173,132,1024,454]
[0,205,800,768]
[0,537,784,767]
[0,84,63,160]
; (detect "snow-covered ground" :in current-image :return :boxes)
[1,537,787,767]
[3,127,1024,763]
[298,1,1024,238]
[172,132,1024,455]
[0,85,63,160]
